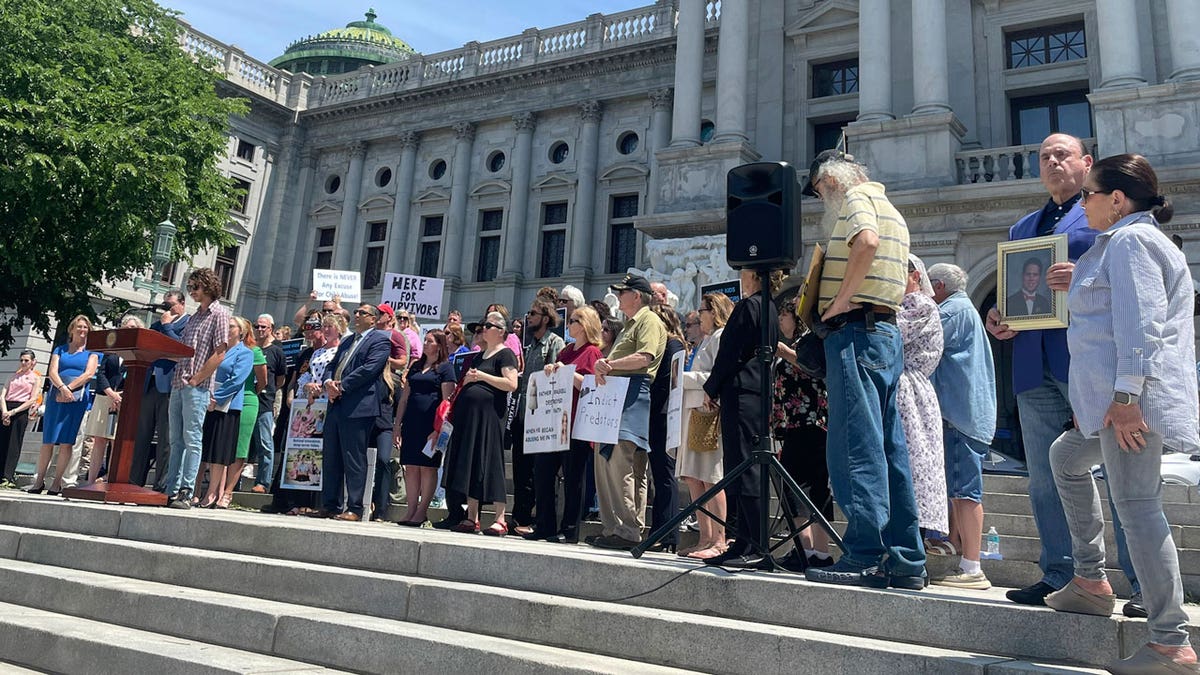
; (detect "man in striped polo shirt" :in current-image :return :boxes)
[800,150,926,591]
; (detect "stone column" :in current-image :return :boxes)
[1095,0,1146,89]
[647,89,673,215]
[333,141,367,270]
[278,149,318,296]
[501,112,536,279]
[669,0,705,147]
[857,0,894,121]
[387,130,419,277]
[443,122,475,281]
[570,101,602,273]
[1167,0,1200,82]
[713,0,749,142]
[910,0,951,115]
[246,139,287,308]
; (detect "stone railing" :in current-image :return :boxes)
[177,20,311,110]
[956,138,1097,185]
[309,1,702,107]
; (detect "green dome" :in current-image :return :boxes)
[269,9,415,76]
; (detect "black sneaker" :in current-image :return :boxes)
[1122,594,1148,618]
[776,548,808,573]
[168,492,193,510]
[804,560,890,588]
[807,554,835,569]
[1005,581,1058,606]
[888,573,928,590]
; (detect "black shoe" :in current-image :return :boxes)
[1122,596,1148,618]
[711,553,771,570]
[561,528,579,544]
[583,534,602,545]
[644,541,678,554]
[1005,581,1058,606]
[591,534,639,550]
[776,549,808,573]
[168,492,193,510]
[807,554,835,569]
[701,541,751,566]
[432,517,459,530]
[889,573,928,590]
[804,560,890,588]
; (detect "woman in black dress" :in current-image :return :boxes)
[443,312,519,535]
[395,329,455,526]
[646,304,685,552]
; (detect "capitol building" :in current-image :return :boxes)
[13,0,1200,455]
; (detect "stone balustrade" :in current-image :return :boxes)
[177,19,310,109]
[956,138,1097,185]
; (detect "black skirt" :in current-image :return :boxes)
[201,409,242,466]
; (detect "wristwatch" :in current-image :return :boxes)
[1112,391,1140,405]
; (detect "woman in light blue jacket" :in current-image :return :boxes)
[197,317,254,508]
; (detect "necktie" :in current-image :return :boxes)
[333,334,360,380]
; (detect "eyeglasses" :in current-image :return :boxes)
[556,298,569,305]
[397,316,410,322]
[186,283,199,291]
[1080,187,1111,200]
[254,325,270,331]
[568,318,581,325]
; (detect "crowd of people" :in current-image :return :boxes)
[0,132,1195,674]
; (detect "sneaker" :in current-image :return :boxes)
[1123,593,1148,618]
[241,465,256,479]
[931,568,991,590]
[681,514,699,533]
[1006,581,1057,606]
[168,491,193,509]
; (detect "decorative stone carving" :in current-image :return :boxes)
[398,130,420,149]
[347,140,367,159]
[453,121,476,142]
[648,88,673,110]
[299,149,318,169]
[512,111,537,132]
[579,100,603,123]
[627,234,736,312]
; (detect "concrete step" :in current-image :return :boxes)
[982,474,1197,505]
[0,494,1174,670]
[985,491,1200,526]
[0,600,348,675]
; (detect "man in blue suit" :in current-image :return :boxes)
[318,303,391,521]
[132,290,189,489]
[986,134,1143,617]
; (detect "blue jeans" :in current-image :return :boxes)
[251,410,275,488]
[164,385,208,496]
[823,321,925,577]
[1016,367,1140,593]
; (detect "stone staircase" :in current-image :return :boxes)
[0,491,1197,673]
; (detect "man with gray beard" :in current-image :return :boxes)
[800,150,926,590]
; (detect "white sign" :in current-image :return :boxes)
[572,375,629,445]
[312,269,361,303]
[523,365,576,454]
[281,398,327,491]
[666,351,685,450]
[381,273,445,320]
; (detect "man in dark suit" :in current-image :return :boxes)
[1005,257,1052,316]
[132,290,190,489]
[318,303,391,521]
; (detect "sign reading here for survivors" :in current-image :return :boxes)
[572,375,629,445]
[523,365,576,455]
[312,269,361,303]
[381,273,445,320]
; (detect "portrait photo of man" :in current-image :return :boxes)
[1005,254,1053,317]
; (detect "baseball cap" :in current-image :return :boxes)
[801,149,854,197]
[609,273,652,295]
[377,304,395,317]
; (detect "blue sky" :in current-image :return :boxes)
[163,1,654,63]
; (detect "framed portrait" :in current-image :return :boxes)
[997,234,1069,330]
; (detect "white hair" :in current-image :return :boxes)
[926,263,968,294]
[257,313,275,327]
[559,284,585,307]
[817,158,869,192]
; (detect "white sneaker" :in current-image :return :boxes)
[931,568,991,590]
[242,465,257,480]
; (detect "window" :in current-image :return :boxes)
[429,160,447,180]
[540,202,568,278]
[419,215,443,277]
[813,59,859,98]
[363,221,387,290]
[812,119,852,157]
[422,215,443,237]
[700,120,715,143]
[235,139,255,162]
[1010,90,1092,146]
[477,236,500,282]
[375,166,392,187]
[480,209,504,232]
[231,178,252,214]
[215,246,238,296]
[608,194,639,274]
[550,142,569,164]
[618,131,639,155]
[158,260,179,284]
[325,175,341,194]
[1007,22,1086,70]
[315,227,335,269]
[487,151,506,173]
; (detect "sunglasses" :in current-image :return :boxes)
[484,323,502,331]
[556,298,569,305]
[353,309,375,317]
[698,307,712,314]
[397,316,410,322]
[1080,187,1112,200]
[254,325,270,330]
[568,318,581,325]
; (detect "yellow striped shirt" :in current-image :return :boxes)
[817,182,910,313]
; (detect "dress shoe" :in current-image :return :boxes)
[333,512,361,522]
[804,560,890,589]
[1005,581,1058,606]
[560,528,579,544]
[1123,593,1148,619]
[583,534,602,545]
[307,509,337,519]
[432,517,459,530]
[590,534,639,550]
[644,541,678,554]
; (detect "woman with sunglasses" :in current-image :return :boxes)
[442,312,519,535]
[30,315,98,494]
[0,350,42,487]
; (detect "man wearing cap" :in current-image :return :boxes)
[318,303,391,521]
[800,150,926,590]
[590,273,666,550]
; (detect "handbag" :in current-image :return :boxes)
[687,407,721,453]
[792,332,826,380]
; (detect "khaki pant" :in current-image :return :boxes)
[594,440,648,542]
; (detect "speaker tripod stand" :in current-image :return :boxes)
[631,271,843,571]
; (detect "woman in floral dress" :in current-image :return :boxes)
[897,254,949,536]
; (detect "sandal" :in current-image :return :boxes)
[924,538,958,556]
[689,543,729,560]
[483,521,509,537]
[452,520,481,534]
[215,496,232,510]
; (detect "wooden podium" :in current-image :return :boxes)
[63,328,194,506]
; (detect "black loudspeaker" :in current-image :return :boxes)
[725,162,801,269]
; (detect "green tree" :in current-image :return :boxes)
[0,0,246,352]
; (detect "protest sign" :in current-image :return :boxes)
[279,338,305,370]
[312,269,361,303]
[381,273,445,320]
[450,350,478,381]
[523,365,576,454]
[666,351,685,450]
[701,279,741,305]
[572,375,629,445]
[281,398,327,491]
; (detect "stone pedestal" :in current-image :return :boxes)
[1089,81,1200,166]
[844,112,966,190]
[648,139,761,218]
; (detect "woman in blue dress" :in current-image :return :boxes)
[30,315,98,494]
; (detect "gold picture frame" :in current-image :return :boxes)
[996,234,1069,330]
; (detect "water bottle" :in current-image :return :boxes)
[982,526,1002,560]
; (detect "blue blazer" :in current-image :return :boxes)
[1007,202,1097,395]
[147,314,190,394]
[327,329,391,419]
